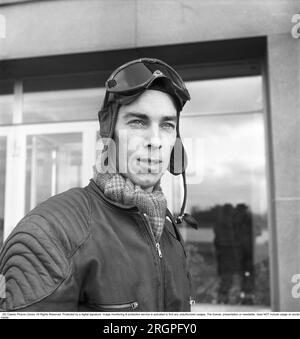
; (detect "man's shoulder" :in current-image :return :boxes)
[13,186,91,257]
[0,186,93,311]
[0,187,92,311]
[29,186,91,220]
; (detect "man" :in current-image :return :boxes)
[0,58,195,312]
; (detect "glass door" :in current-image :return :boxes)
[25,132,83,213]
[2,121,98,241]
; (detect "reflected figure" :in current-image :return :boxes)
[214,204,238,304]
[213,203,255,305]
[234,203,254,304]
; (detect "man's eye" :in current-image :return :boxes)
[128,120,146,128]
[161,122,176,130]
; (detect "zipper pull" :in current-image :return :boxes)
[156,243,162,258]
[131,302,139,310]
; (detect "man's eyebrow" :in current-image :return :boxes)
[123,112,149,120]
[161,116,177,122]
[123,112,177,123]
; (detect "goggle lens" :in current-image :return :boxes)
[107,60,189,101]
[108,63,153,91]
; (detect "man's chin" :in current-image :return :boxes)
[128,172,162,190]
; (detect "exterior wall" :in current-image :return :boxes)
[0,0,300,311]
[267,33,300,311]
[0,0,298,59]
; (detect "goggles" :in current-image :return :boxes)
[105,58,190,109]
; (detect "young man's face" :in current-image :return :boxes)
[114,89,177,192]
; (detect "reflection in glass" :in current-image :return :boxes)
[182,114,267,213]
[25,133,82,213]
[23,88,105,123]
[176,113,269,307]
[0,137,6,244]
[162,75,269,309]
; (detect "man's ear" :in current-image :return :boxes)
[98,101,120,139]
[168,137,188,175]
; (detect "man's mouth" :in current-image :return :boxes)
[138,158,162,165]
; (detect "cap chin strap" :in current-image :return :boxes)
[175,171,187,224]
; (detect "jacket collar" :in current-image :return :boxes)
[87,179,178,235]
[87,179,139,211]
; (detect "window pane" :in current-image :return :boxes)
[0,95,13,125]
[184,76,263,115]
[0,137,6,244]
[182,113,267,213]
[176,112,270,308]
[25,133,82,213]
[23,88,105,123]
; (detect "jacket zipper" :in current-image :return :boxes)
[156,243,162,258]
[92,301,139,310]
[141,213,164,311]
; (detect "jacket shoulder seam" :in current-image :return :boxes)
[7,264,73,311]
[1,189,92,311]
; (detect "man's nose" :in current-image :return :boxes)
[144,125,162,149]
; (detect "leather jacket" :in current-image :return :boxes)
[0,179,191,312]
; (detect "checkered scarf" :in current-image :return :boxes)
[93,171,167,242]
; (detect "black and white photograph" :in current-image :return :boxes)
[0,0,299,320]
